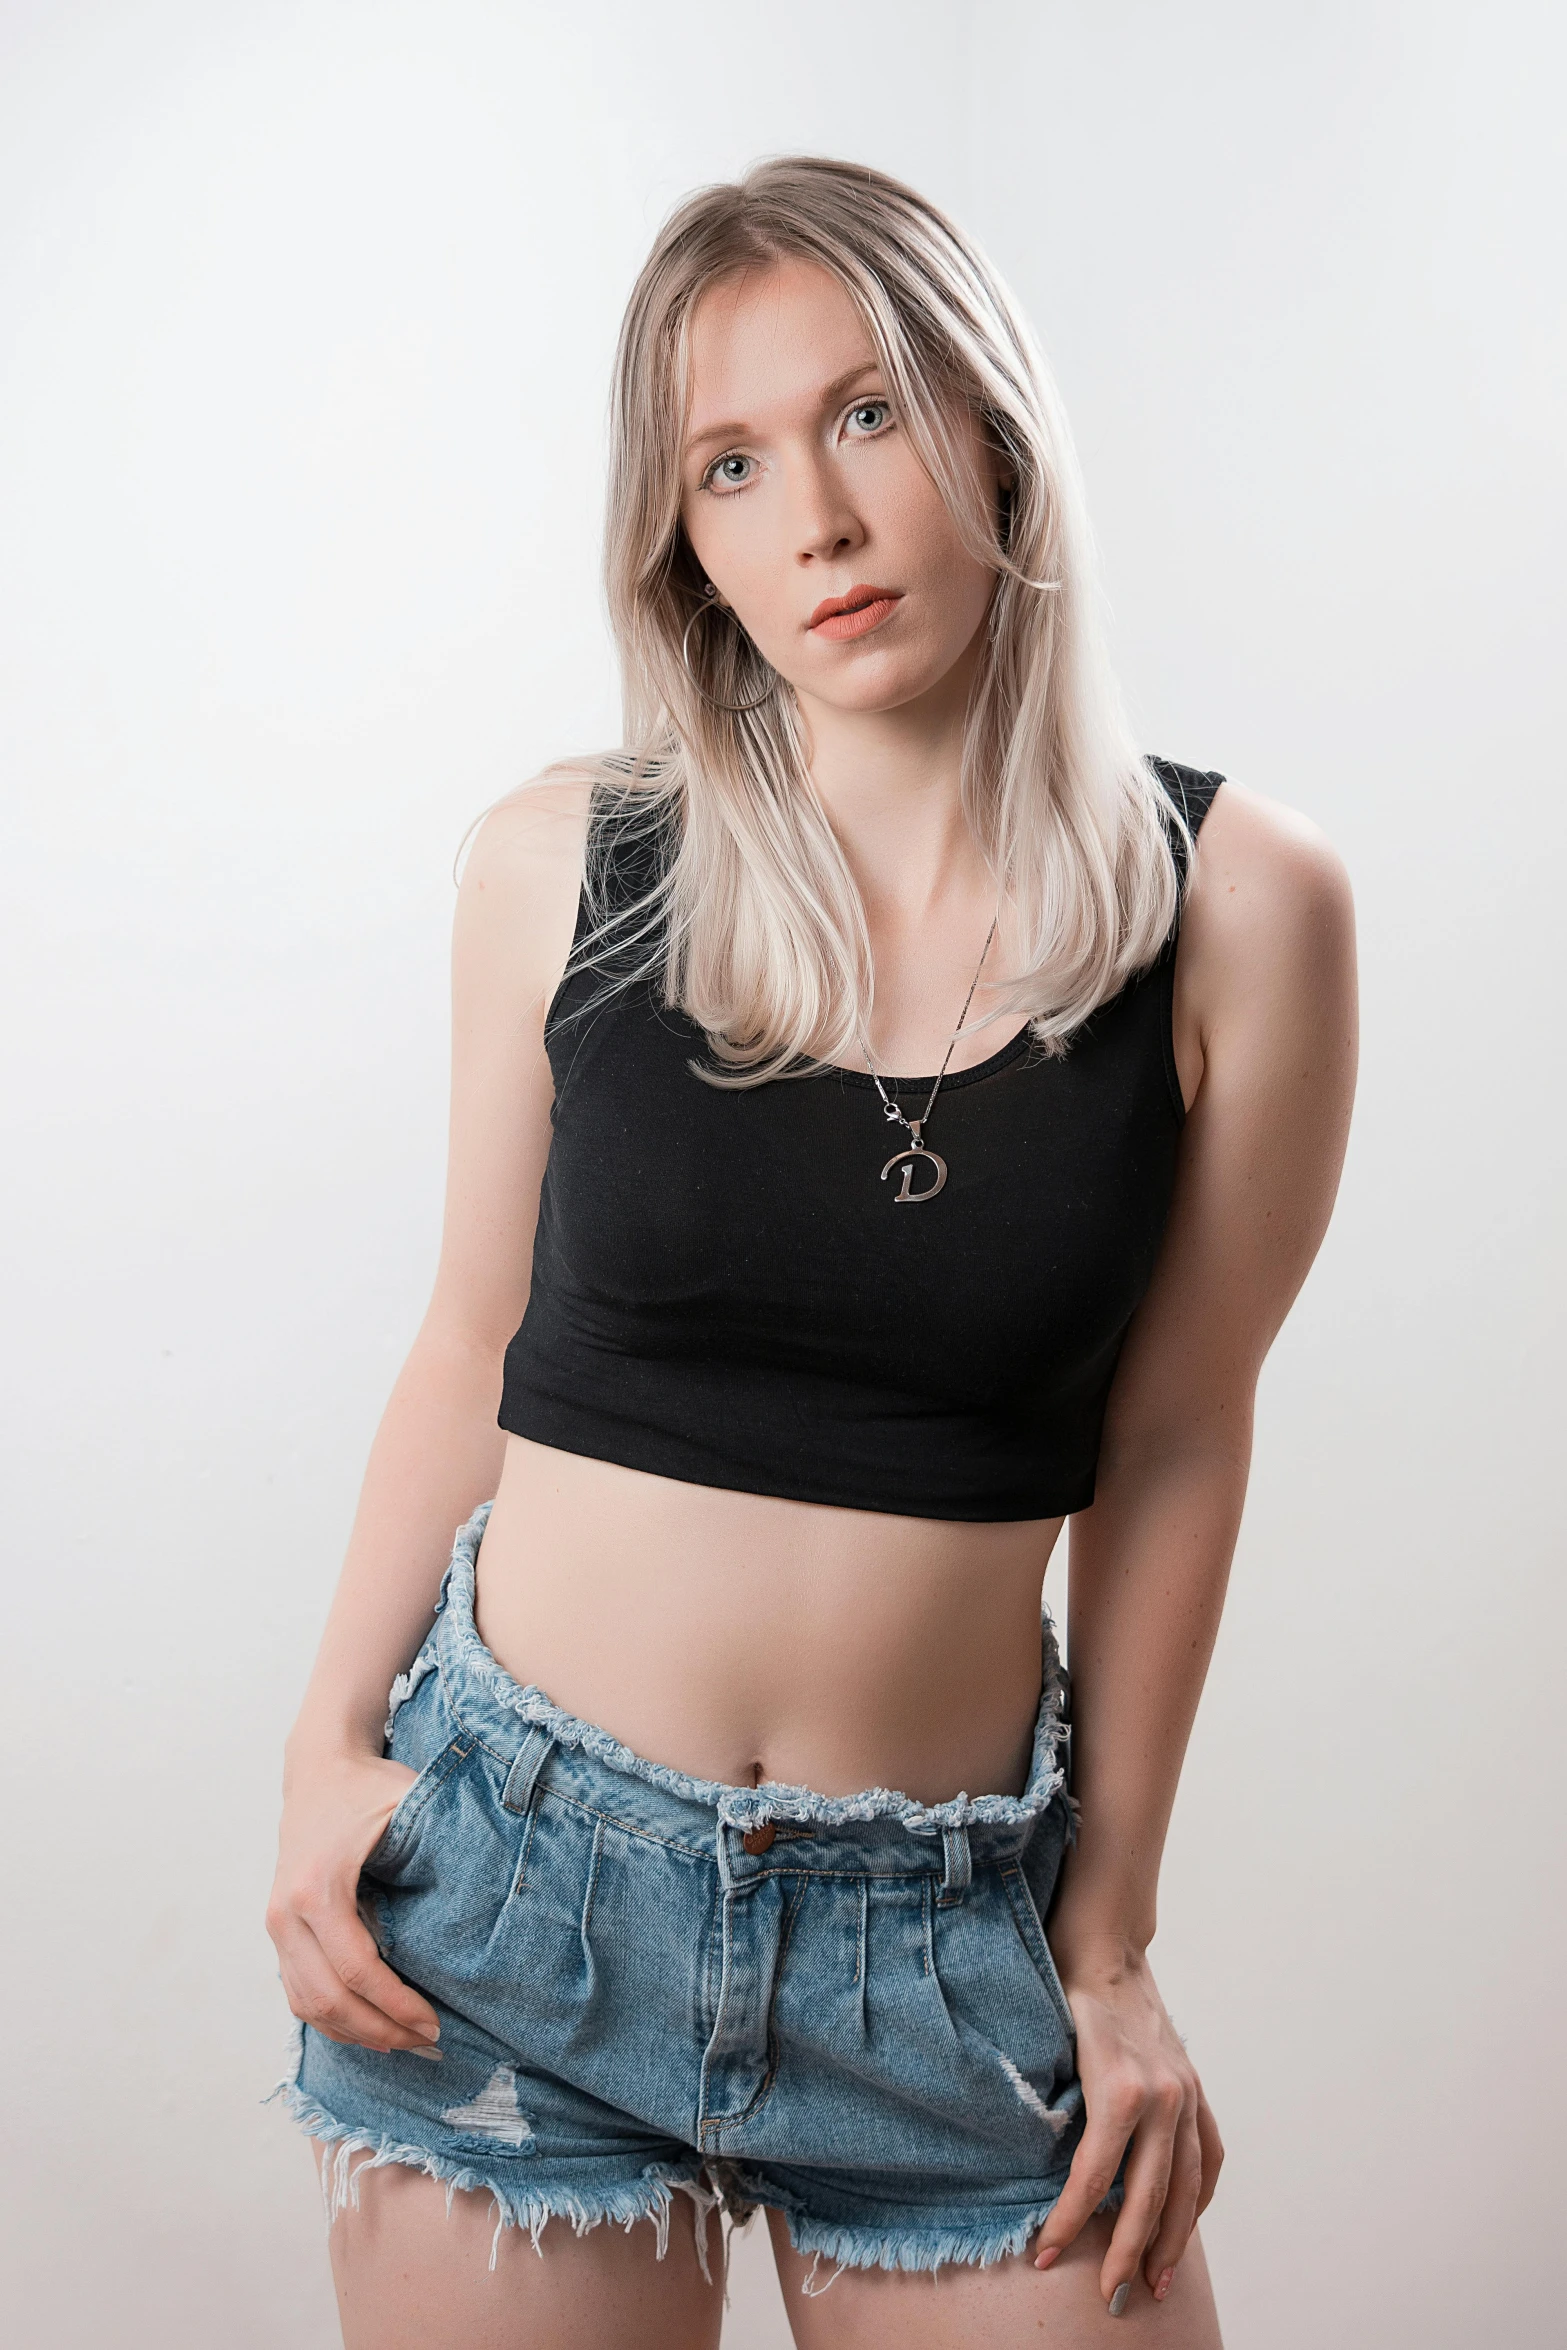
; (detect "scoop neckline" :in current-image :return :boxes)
[816,1023,1036,1094]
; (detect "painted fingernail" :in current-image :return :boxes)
[404,2045,443,2062]
[1155,2267,1175,2300]
[1034,2246,1061,2271]
[1109,2280,1132,2317]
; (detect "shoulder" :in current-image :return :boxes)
[452,767,594,1015]
[457,768,593,914]
[1181,778,1356,1029]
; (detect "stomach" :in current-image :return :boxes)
[473,1434,1065,1805]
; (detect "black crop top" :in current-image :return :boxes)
[498,758,1223,1522]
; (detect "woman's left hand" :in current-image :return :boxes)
[1030,1938,1224,2311]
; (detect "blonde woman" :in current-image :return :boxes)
[268,157,1357,2349]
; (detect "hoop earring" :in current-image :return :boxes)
[680,591,777,716]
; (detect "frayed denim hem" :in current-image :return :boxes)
[265,2028,719,2280]
[716,2171,1127,2296]
[429,1500,1071,1835]
[791,2207,1058,2290]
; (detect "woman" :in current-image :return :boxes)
[268,157,1357,2348]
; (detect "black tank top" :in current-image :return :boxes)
[499,758,1223,1522]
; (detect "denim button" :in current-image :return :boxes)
[742,1824,776,1855]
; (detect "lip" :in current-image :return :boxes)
[808,584,903,641]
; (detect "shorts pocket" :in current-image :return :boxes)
[365,1732,474,1877]
[1000,1859,1077,2044]
[363,1661,475,1880]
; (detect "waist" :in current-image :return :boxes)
[472,1437,1064,1803]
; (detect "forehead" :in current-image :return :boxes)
[683,257,878,434]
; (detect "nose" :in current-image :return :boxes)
[787,450,865,568]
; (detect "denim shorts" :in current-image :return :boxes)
[275,1502,1109,2283]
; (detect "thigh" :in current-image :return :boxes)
[322,2144,724,2350]
[766,2207,1222,2350]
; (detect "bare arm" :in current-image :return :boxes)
[266,779,588,2051]
[1032,782,1359,2306]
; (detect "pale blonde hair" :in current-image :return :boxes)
[556,155,1187,1080]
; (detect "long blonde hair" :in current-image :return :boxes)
[562,155,1187,1081]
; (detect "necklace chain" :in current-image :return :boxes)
[856,912,999,1153]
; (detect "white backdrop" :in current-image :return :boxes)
[2,5,1561,2344]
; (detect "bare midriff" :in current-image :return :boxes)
[473,1433,1065,1807]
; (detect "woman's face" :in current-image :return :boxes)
[679,258,1001,718]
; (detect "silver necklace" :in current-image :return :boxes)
[857,914,998,1205]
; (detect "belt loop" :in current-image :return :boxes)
[938,1823,972,1907]
[501,1726,555,1816]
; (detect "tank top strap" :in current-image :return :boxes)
[1146,754,1225,895]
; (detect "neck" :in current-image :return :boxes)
[795,639,990,927]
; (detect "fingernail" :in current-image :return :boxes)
[1155,2267,1175,2300]
[1034,2247,1060,2271]
[1109,2280,1132,2317]
[418,2022,441,2042]
[404,2045,443,2062]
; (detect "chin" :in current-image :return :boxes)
[807,652,950,715]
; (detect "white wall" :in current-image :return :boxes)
[969,12,1566,2345]
[1,5,1559,2343]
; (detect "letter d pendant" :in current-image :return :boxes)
[880,1121,948,1204]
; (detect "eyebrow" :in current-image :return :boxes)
[682,360,886,462]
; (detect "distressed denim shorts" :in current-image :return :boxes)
[276,1501,1110,2282]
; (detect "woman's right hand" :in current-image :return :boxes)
[266,1745,444,2055]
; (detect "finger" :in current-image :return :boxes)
[1193,2094,1225,2219]
[280,1919,441,2054]
[1032,2111,1137,2270]
[303,2016,444,2060]
[1098,2094,1178,2307]
[1142,2107,1203,2297]
[306,1897,443,2042]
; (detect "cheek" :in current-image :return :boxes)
[898,492,987,589]
[897,536,997,673]
[681,501,781,627]
[875,464,994,620]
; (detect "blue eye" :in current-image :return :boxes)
[705,452,756,494]
[845,400,892,436]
